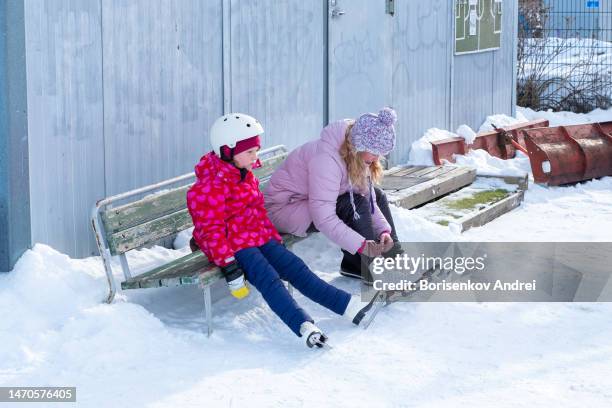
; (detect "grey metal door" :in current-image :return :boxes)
[327,0,393,122]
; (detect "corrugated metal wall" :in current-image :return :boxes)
[327,0,393,122]
[101,0,223,195]
[452,0,518,132]
[25,0,105,257]
[390,0,452,164]
[229,0,326,151]
[24,0,517,258]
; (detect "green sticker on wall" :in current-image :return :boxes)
[455,0,502,55]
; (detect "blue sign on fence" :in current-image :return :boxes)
[586,0,600,8]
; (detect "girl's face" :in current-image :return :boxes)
[358,151,379,166]
[233,147,259,170]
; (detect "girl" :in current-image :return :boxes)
[187,113,377,348]
[264,107,403,285]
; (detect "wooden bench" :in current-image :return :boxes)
[91,145,306,336]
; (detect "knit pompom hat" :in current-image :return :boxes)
[350,107,397,156]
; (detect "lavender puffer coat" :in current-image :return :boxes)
[263,120,391,254]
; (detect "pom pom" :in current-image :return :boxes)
[378,107,397,126]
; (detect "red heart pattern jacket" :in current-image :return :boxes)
[186,152,283,267]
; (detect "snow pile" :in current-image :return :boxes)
[518,106,612,127]
[454,149,531,177]
[462,176,612,241]
[407,113,531,177]
[478,110,530,132]
[173,227,194,250]
[463,112,531,177]
[407,128,457,165]
[0,245,213,405]
[455,124,477,144]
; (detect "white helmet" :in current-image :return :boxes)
[209,113,264,155]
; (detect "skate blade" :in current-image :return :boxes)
[315,339,333,350]
[360,291,388,330]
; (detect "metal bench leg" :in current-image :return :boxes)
[203,285,213,337]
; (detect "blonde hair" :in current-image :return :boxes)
[339,122,384,192]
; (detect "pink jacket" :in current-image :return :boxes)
[264,120,391,254]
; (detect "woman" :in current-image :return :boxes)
[264,107,402,284]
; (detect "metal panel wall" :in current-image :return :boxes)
[493,0,518,117]
[25,0,105,257]
[453,53,494,130]
[452,0,517,130]
[390,0,452,165]
[229,0,326,150]
[102,0,223,195]
[327,0,393,123]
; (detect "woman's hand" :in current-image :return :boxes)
[379,232,395,253]
[360,240,384,257]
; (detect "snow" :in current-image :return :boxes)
[478,109,530,132]
[2,108,612,407]
[455,124,478,144]
[407,128,457,166]
[518,106,612,127]
[454,149,532,177]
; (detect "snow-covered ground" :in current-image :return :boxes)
[2,107,612,407]
[521,37,612,80]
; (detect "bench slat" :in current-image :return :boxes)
[120,233,309,290]
[253,152,288,180]
[102,185,192,234]
[121,250,220,289]
[108,209,193,255]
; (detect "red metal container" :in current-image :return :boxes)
[522,122,612,186]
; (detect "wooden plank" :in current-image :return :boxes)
[379,176,429,191]
[380,166,451,191]
[384,166,405,176]
[120,232,309,290]
[257,145,287,161]
[394,166,428,177]
[123,250,210,285]
[419,166,454,179]
[108,209,193,255]
[409,166,444,178]
[252,151,288,180]
[455,190,524,232]
[386,167,477,209]
[102,185,192,234]
[121,250,218,290]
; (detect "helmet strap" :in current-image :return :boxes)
[220,145,235,162]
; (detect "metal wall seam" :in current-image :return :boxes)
[223,0,231,114]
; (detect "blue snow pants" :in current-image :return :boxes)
[234,239,351,336]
